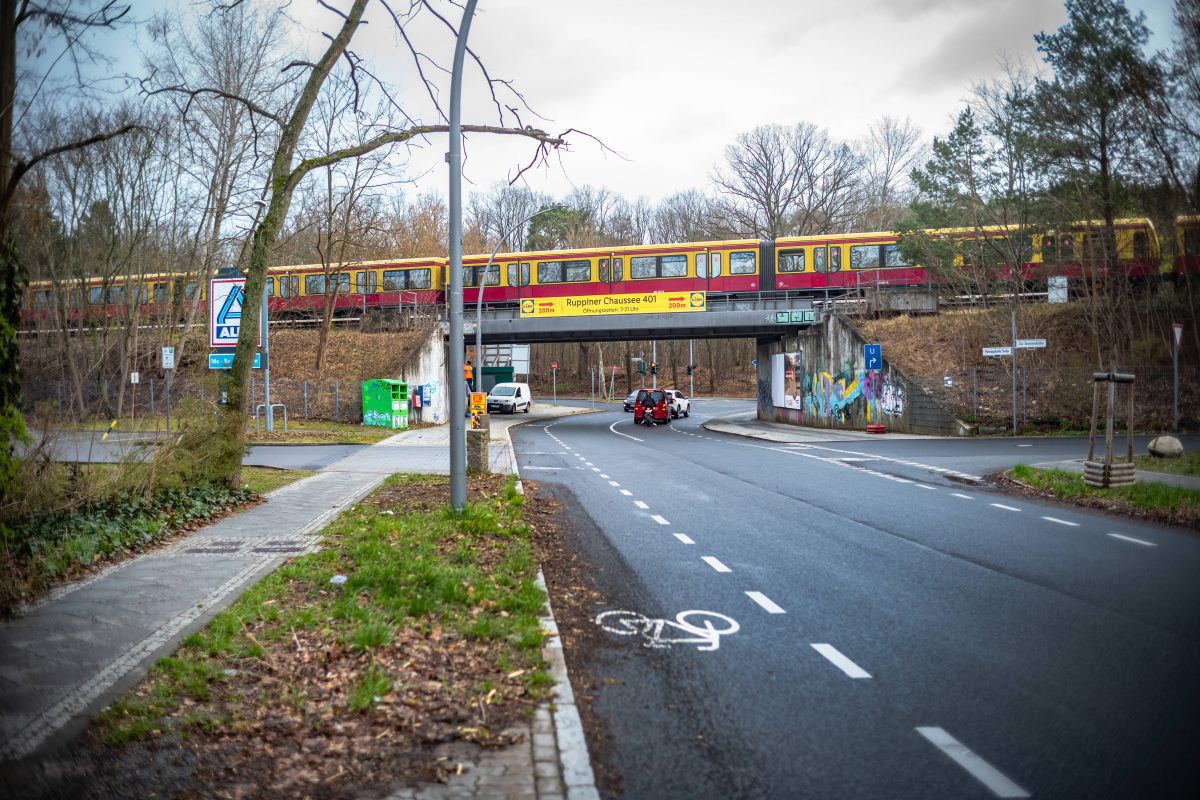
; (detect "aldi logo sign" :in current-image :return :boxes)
[209,278,260,347]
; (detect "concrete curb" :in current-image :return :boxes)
[506,411,600,800]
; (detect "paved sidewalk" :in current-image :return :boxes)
[0,405,599,800]
[704,413,938,442]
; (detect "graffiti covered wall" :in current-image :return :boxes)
[756,314,956,435]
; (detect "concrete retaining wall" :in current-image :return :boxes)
[755,313,963,435]
[395,329,450,425]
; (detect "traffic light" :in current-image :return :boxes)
[650,362,657,376]
[636,359,647,374]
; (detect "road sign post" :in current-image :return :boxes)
[1174,323,1183,433]
[551,361,557,404]
[863,344,882,371]
[162,347,174,432]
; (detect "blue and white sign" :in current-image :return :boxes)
[208,352,261,370]
[864,344,882,371]
[421,384,432,404]
[210,278,245,347]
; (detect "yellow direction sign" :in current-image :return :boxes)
[470,392,487,415]
[520,291,706,318]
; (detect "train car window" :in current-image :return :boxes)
[107,286,126,303]
[305,275,324,295]
[517,264,530,287]
[1040,235,1056,261]
[565,260,591,281]
[849,245,880,270]
[507,263,519,287]
[661,255,687,277]
[1082,232,1104,260]
[33,290,50,307]
[410,269,431,289]
[729,251,756,275]
[153,283,168,303]
[883,244,912,267]
[537,261,564,283]
[697,253,708,278]
[136,285,148,303]
[1133,231,1149,260]
[1184,229,1200,256]
[383,270,407,290]
[612,258,622,281]
[356,271,378,293]
[460,266,477,287]
[599,258,611,282]
[778,249,806,272]
[814,247,826,273]
[481,266,501,285]
[265,278,275,297]
[281,276,298,297]
[630,256,656,279]
[1060,235,1075,258]
[710,252,721,276]
[829,247,841,271]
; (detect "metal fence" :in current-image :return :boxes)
[908,365,1198,432]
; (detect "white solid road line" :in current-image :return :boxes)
[702,556,732,573]
[1042,516,1079,527]
[745,591,786,614]
[674,533,695,544]
[915,727,1030,798]
[634,500,649,509]
[651,514,670,526]
[811,644,871,679]
[990,503,1021,512]
[951,493,974,500]
[608,418,644,442]
[1108,532,1157,547]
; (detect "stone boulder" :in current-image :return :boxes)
[1147,435,1184,458]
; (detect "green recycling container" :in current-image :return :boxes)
[362,379,409,429]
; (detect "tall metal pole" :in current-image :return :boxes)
[689,339,694,398]
[652,340,657,389]
[447,0,477,512]
[262,284,273,431]
[1174,323,1181,433]
[1011,310,1018,436]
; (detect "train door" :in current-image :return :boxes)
[697,250,721,296]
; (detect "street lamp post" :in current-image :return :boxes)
[474,206,564,376]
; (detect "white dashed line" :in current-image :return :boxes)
[951,493,974,500]
[650,515,670,526]
[990,503,1020,512]
[915,727,1029,798]
[916,484,937,490]
[811,644,871,679]
[745,591,785,614]
[1042,516,1079,527]
[608,481,620,487]
[591,468,601,472]
[702,556,731,573]
[619,489,632,496]
[674,533,695,545]
[633,500,649,509]
[600,474,610,479]
[584,461,593,466]
[1108,533,1156,547]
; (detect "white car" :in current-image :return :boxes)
[664,389,691,418]
[486,382,531,414]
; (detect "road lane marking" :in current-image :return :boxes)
[990,503,1020,512]
[584,461,593,465]
[591,467,601,472]
[651,514,670,525]
[608,480,620,487]
[608,419,643,442]
[620,489,632,496]
[600,473,610,479]
[634,500,649,509]
[811,644,871,678]
[702,556,731,573]
[521,467,565,470]
[915,727,1029,798]
[1042,516,1079,527]
[1108,533,1156,546]
[1016,444,1032,447]
[951,493,974,500]
[674,533,695,544]
[916,484,937,490]
[745,591,785,614]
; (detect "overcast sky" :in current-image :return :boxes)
[332,0,1174,205]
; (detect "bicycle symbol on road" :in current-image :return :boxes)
[595,609,739,652]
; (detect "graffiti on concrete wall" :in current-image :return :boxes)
[880,377,905,416]
[794,364,906,424]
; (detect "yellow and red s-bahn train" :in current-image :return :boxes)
[19,216,1182,326]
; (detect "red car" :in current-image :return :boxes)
[633,388,670,425]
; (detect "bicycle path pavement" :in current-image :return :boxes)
[0,405,600,800]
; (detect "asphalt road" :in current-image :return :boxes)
[513,401,1200,799]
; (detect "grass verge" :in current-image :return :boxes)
[1132,453,1200,478]
[239,466,315,494]
[1008,464,1200,529]
[92,473,552,797]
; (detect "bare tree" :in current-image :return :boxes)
[651,189,719,242]
[860,116,924,231]
[713,123,864,238]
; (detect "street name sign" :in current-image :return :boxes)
[983,346,1014,357]
[1016,339,1047,349]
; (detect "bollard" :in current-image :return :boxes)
[467,427,490,474]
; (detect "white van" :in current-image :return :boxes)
[486,382,531,414]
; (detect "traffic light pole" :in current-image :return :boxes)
[652,340,657,389]
[689,339,694,398]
